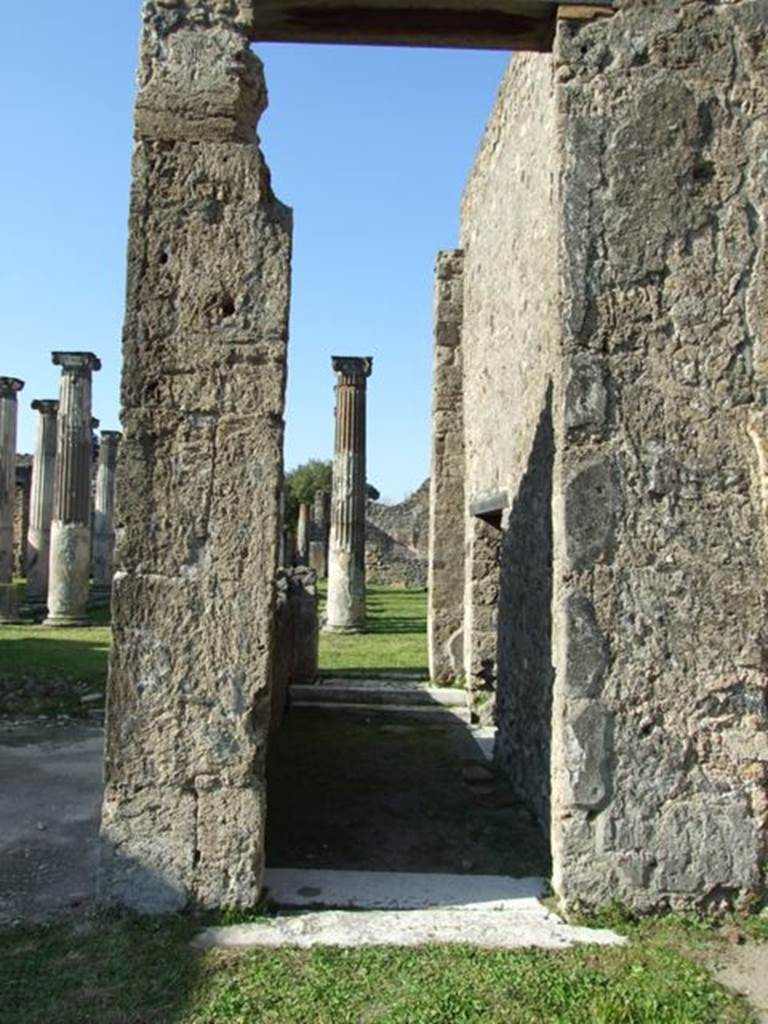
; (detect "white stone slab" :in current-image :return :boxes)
[470,727,496,762]
[263,868,546,911]
[192,908,626,951]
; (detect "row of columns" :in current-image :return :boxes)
[0,353,120,627]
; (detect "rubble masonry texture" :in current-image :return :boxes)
[458,0,767,910]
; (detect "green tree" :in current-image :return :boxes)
[284,459,332,528]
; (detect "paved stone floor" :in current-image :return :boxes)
[0,717,103,925]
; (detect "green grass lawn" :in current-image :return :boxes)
[318,584,429,677]
[0,583,429,716]
[0,911,763,1023]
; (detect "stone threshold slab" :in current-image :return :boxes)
[290,684,468,707]
[192,907,626,952]
[263,868,546,911]
[292,701,471,723]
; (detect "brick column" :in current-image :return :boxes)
[295,502,310,565]
[428,250,465,683]
[0,378,24,623]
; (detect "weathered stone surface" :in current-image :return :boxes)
[461,54,559,824]
[428,251,465,683]
[326,356,372,632]
[13,457,31,579]
[462,516,501,718]
[44,354,100,628]
[98,1,292,913]
[367,480,428,588]
[550,0,767,913]
[0,379,24,624]
[271,566,319,732]
[91,431,121,604]
[25,403,58,613]
[459,0,767,912]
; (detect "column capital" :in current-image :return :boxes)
[0,378,24,398]
[332,356,373,384]
[52,352,102,373]
[100,430,122,444]
[31,399,59,415]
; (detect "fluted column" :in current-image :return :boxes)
[44,352,101,627]
[308,488,330,578]
[325,356,372,631]
[25,400,59,614]
[295,502,310,565]
[91,430,121,604]
[0,378,24,623]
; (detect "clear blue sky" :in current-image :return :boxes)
[2,3,509,502]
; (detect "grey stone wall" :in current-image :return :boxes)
[271,566,319,733]
[428,251,466,683]
[459,2,768,911]
[551,0,767,913]
[461,54,560,802]
[99,1,292,913]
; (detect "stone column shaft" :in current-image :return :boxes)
[326,356,372,631]
[308,488,330,578]
[295,502,310,565]
[25,400,59,613]
[91,430,121,601]
[0,378,24,623]
[44,352,100,627]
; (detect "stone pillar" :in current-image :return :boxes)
[91,430,121,605]
[428,250,466,683]
[99,3,292,914]
[295,502,310,565]
[308,488,330,578]
[13,463,32,578]
[25,400,59,614]
[463,516,501,719]
[325,356,372,632]
[44,353,100,627]
[0,378,24,624]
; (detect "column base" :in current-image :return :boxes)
[0,584,22,625]
[322,623,366,634]
[41,614,92,629]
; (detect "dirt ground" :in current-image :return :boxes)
[0,717,103,925]
[266,710,551,878]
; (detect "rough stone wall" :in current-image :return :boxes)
[365,480,429,587]
[14,458,32,576]
[271,566,319,732]
[550,0,768,912]
[428,251,466,683]
[459,0,767,911]
[461,55,560,805]
[99,1,292,913]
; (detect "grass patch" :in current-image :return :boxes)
[319,585,429,676]
[0,603,111,716]
[0,913,760,1024]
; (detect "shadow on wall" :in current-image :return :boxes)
[495,383,555,834]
